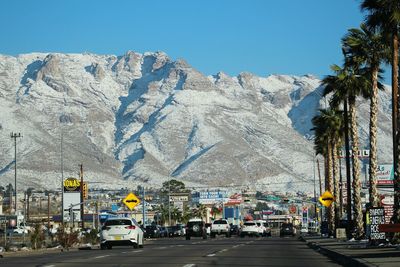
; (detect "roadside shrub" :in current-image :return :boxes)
[30,224,45,250]
[55,226,79,249]
[82,229,99,245]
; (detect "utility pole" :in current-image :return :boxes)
[47,192,50,230]
[142,186,146,226]
[61,124,64,226]
[10,132,22,213]
[168,180,171,226]
[80,164,84,229]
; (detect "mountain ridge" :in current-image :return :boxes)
[0,51,393,193]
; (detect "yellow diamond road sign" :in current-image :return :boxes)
[319,191,334,207]
[123,192,141,210]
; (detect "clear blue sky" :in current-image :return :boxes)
[1,0,368,79]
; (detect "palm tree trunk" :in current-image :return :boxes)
[349,99,364,238]
[393,30,400,226]
[333,142,340,228]
[327,141,335,234]
[343,99,352,237]
[369,66,380,207]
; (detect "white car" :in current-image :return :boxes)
[240,221,260,237]
[210,219,231,238]
[100,217,144,249]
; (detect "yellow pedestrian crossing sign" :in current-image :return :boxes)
[319,191,334,207]
[123,192,141,210]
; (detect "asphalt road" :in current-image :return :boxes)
[0,236,342,267]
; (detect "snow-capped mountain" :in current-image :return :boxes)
[0,51,393,193]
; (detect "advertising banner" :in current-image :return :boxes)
[366,164,394,186]
[199,190,228,204]
[368,207,386,241]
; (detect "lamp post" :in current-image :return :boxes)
[10,132,22,213]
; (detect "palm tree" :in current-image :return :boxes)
[361,0,400,224]
[312,108,343,235]
[323,64,370,239]
[342,23,388,208]
[312,110,333,233]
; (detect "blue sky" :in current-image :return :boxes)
[0,0,367,79]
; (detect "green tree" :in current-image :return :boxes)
[323,63,370,239]
[312,108,343,234]
[361,0,400,226]
[342,23,388,207]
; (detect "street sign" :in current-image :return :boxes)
[319,191,334,207]
[123,192,141,210]
[379,224,400,232]
[369,208,386,240]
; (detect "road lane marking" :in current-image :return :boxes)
[94,255,110,259]
[220,249,228,253]
[43,265,55,267]
[183,264,196,267]
[206,253,216,257]
[132,250,143,253]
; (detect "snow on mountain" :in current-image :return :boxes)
[0,51,393,193]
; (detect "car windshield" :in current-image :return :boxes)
[213,220,227,224]
[105,219,132,226]
[281,223,293,228]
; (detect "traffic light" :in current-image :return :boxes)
[82,182,88,199]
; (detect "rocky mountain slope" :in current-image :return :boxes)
[0,51,393,193]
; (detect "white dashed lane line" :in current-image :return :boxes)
[206,253,216,257]
[182,264,196,267]
[93,255,110,259]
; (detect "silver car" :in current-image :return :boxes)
[100,217,144,249]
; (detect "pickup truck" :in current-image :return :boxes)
[210,219,231,238]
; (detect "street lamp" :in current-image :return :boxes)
[10,132,22,213]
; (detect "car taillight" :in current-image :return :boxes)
[125,225,136,230]
[101,226,111,231]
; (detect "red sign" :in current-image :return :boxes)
[379,224,400,232]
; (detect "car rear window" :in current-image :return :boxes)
[105,219,132,226]
[244,222,256,226]
[213,220,227,224]
[188,221,202,227]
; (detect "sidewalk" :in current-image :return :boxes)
[303,236,400,267]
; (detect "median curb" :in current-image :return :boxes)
[306,241,375,267]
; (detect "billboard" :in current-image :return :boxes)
[366,164,394,186]
[62,177,82,222]
[199,190,228,204]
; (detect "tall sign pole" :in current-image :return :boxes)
[80,164,84,229]
[10,132,22,213]
[61,125,64,225]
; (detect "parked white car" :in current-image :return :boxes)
[240,221,260,237]
[100,217,144,249]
